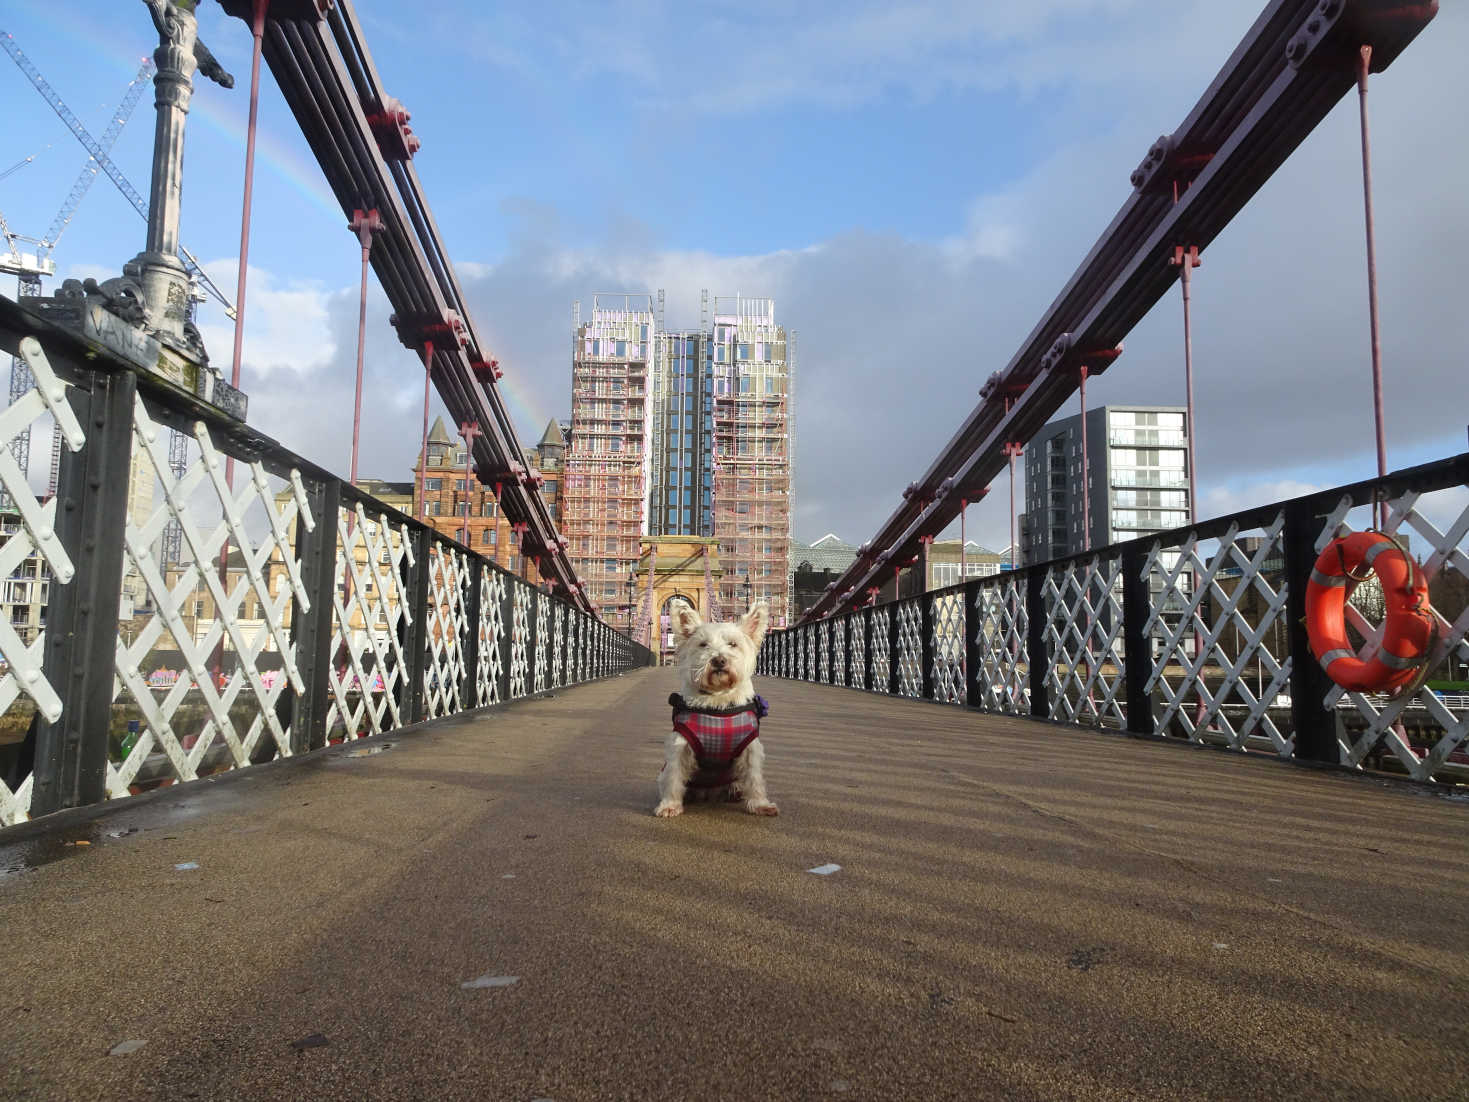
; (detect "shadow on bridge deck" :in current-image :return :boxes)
[3,671,1467,1100]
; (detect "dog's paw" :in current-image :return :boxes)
[744,800,779,817]
[653,803,684,818]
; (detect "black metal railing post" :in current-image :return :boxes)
[1121,542,1156,736]
[287,476,340,754]
[965,580,983,709]
[1027,566,1049,719]
[887,604,901,695]
[846,617,857,687]
[28,367,136,816]
[1283,498,1341,763]
[463,553,484,707]
[399,525,432,724]
[859,607,871,690]
[920,593,936,699]
[499,572,517,699]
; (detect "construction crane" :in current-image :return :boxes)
[1,30,236,319]
[2,52,153,503]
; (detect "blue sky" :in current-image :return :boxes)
[2,1,1466,549]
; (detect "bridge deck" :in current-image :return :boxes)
[4,671,1467,1100]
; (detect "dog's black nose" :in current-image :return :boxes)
[710,655,726,670]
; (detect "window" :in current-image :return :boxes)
[482,529,493,546]
[425,478,442,491]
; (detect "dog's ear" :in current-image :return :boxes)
[671,602,703,643]
[736,601,769,648]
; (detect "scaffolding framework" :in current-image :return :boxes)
[564,296,654,618]
[709,303,792,626]
[565,292,794,627]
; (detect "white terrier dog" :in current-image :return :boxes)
[653,601,777,818]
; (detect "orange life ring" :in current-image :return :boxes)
[1304,530,1433,693]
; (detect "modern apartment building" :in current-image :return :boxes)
[1022,405,1190,564]
[564,292,794,627]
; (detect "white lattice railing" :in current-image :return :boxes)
[424,544,469,719]
[758,467,1466,788]
[0,327,649,827]
[0,339,83,825]
[895,600,923,698]
[869,606,891,692]
[327,503,413,741]
[532,591,550,695]
[110,401,312,794]
[1042,555,1127,729]
[975,576,1029,715]
[509,583,531,698]
[931,589,965,705]
[476,568,505,707]
[849,617,867,691]
[831,617,847,687]
[1143,516,1292,754]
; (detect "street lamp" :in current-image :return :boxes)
[742,573,753,610]
[626,570,637,630]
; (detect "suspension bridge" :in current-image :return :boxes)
[1,1,1466,1098]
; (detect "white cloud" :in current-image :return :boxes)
[196,260,338,378]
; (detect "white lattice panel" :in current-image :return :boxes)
[533,591,550,694]
[476,568,505,706]
[832,617,848,686]
[850,617,867,690]
[108,405,312,796]
[325,504,413,741]
[975,578,1030,714]
[509,583,530,698]
[0,339,84,825]
[870,607,891,691]
[423,544,468,719]
[817,622,831,682]
[896,600,923,698]
[931,590,965,705]
[1042,556,1127,728]
[1144,517,1292,753]
[552,604,566,688]
[1318,486,1469,780]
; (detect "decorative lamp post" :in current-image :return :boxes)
[626,570,637,630]
[743,574,753,610]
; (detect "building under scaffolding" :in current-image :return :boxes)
[563,295,654,624]
[565,292,794,629]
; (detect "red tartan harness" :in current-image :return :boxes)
[668,693,765,789]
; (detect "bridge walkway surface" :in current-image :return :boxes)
[3,670,1468,1100]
